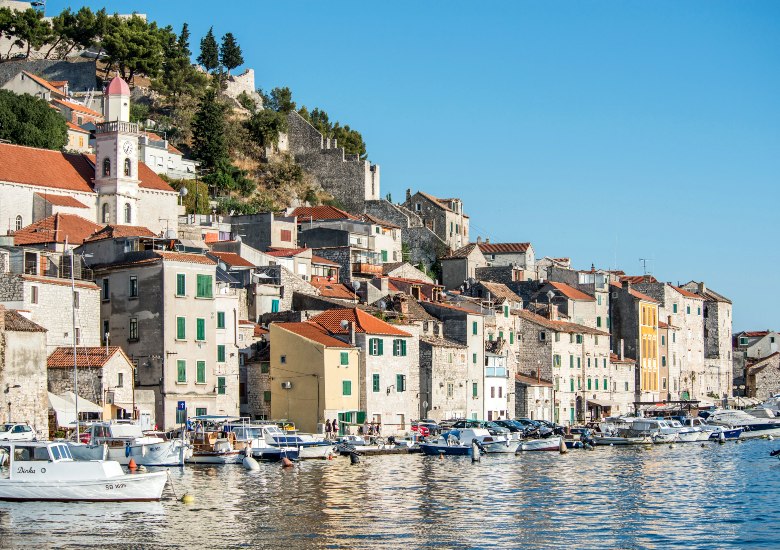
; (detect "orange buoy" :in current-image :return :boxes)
[281,457,293,468]
[128,458,138,471]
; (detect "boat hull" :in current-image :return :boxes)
[0,471,167,502]
[102,440,186,466]
[709,428,742,440]
[419,443,471,456]
[676,431,702,443]
[186,451,243,464]
[592,436,647,446]
[738,426,780,439]
[519,436,562,451]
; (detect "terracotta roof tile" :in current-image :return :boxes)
[2,309,46,332]
[478,281,523,304]
[47,346,126,368]
[610,282,659,303]
[515,373,553,386]
[620,275,658,284]
[0,143,95,193]
[14,213,101,245]
[478,242,531,254]
[311,255,340,267]
[517,309,610,336]
[547,281,595,302]
[83,224,157,243]
[310,308,411,337]
[21,71,65,97]
[209,252,255,267]
[155,251,216,265]
[22,274,98,290]
[34,192,88,208]
[441,243,480,260]
[65,121,90,134]
[290,205,359,222]
[52,98,103,118]
[275,321,354,348]
[266,247,309,257]
[670,285,705,300]
[610,353,636,364]
[359,213,401,229]
[311,281,356,300]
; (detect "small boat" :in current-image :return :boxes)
[0,441,167,502]
[708,427,742,440]
[592,435,648,446]
[519,436,563,451]
[455,428,520,453]
[418,432,473,456]
[704,409,780,439]
[224,423,300,461]
[187,428,245,464]
[73,421,187,466]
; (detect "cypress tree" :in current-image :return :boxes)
[197,26,219,71]
[220,32,243,75]
[192,87,228,169]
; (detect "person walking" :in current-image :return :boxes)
[325,419,332,439]
[332,418,339,437]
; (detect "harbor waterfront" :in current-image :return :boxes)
[1,440,779,548]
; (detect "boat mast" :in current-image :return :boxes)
[68,240,79,440]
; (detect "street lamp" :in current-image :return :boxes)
[4,384,21,421]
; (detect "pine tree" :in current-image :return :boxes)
[219,32,243,75]
[192,87,228,169]
[178,22,191,58]
[197,26,219,72]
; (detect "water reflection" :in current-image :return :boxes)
[0,440,779,548]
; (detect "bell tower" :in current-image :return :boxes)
[94,76,140,226]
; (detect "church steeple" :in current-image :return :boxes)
[94,76,139,225]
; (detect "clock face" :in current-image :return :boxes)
[122,140,134,155]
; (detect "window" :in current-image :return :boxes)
[587,358,591,368]
[662,356,667,367]
[697,307,701,315]
[392,339,407,356]
[196,361,205,384]
[570,378,574,391]
[739,337,748,346]
[372,374,380,392]
[597,295,602,305]
[263,391,272,402]
[217,345,226,362]
[217,376,226,394]
[176,409,186,424]
[14,215,22,231]
[554,332,560,342]
[415,203,421,211]
[195,407,207,417]
[587,378,592,390]
[381,250,388,262]
[341,352,349,366]
[102,278,110,301]
[196,318,205,341]
[569,355,574,368]
[128,276,138,298]
[488,333,494,342]
[686,305,691,315]
[491,386,495,398]
[577,357,581,369]
[576,334,583,344]
[624,381,629,391]
[217,311,225,329]
[472,382,478,398]
[124,202,131,223]
[396,374,406,392]
[539,331,546,342]
[596,317,602,328]
[31,285,38,304]
[280,355,286,364]
[603,358,607,369]
[447,382,454,397]
[103,157,111,176]
[343,380,352,396]
[103,320,109,344]
[75,327,81,345]
[280,229,292,242]
[498,331,504,341]
[129,318,138,341]
[176,274,186,296]
[661,335,665,345]
[554,354,561,368]
[369,338,383,356]
[271,299,280,313]
[594,335,599,345]
[498,387,503,398]
[472,321,478,335]
[504,305,509,318]
[603,378,608,390]
[176,317,186,340]
[196,274,213,298]
[662,377,667,390]
[672,303,678,313]
[177,360,187,383]
[117,373,124,388]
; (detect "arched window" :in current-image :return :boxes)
[124,158,131,177]
[103,158,111,177]
[15,215,22,231]
[124,203,131,224]
[102,203,110,223]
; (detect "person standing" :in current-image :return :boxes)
[332,418,339,437]
[325,419,332,439]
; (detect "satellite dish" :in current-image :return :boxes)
[340,320,349,330]
[546,290,555,301]
[351,281,360,291]
[378,301,387,311]
[164,229,177,239]
[234,235,242,243]
[219,262,227,271]
[179,187,189,197]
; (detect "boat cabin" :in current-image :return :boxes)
[0,442,76,480]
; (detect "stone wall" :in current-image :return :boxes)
[747,354,780,400]
[309,247,352,283]
[286,111,379,213]
[420,338,469,421]
[243,360,271,420]
[475,265,521,285]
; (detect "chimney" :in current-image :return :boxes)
[348,320,355,345]
[622,280,631,291]
[397,295,409,315]
[667,315,672,327]
[619,339,624,361]
[698,282,706,295]
[405,189,412,203]
[476,236,482,244]
[485,238,490,244]
[372,276,389,294]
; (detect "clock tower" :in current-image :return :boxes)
[94,76,140,226]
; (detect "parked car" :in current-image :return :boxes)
[536,419,566,435]
[411,421,440,437]
[450,419,510,436]
[0,423,36,441]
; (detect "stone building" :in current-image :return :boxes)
[440,243,487,290]
[0,306,48,436]
[285,111,380,214]
[608,353,637,415]
[745,353,780,400]
[514,373,553,422]
[419,334,469,422]
[238,321,269,420]
[404,190,469,251]
[46,346,136,420]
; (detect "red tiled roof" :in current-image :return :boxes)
[441,243,480,260]
[311,255,340,267]
[515,373,553,387]
[388,276,442,287]
[743,331,770,338]
[47,346,126,368]
[0,143,95,193]
[210,252,255,267]
[360,213,401,229]
[52,98,103,118]
[83,224,157,243]
[34,193,88,208]
[167,143,183,155]
[478,242,531,254]
[266,247,309,257]
[311,281,356,300]
[517,309,610,336]
[547,281,595,302]
[106,76,130,96]
[610,353,636,364]
[425,301,484,315]
[671,285,704,300]
[620,275,658,284]
[83,154,174,192]
[239,320,269,337]
[290,205,359,222]
[275,322,354,348]
[610,282,659,303]
[310,308,411,337]
[1,308,46,332]
[65,121,90,134]
[14,213,101,245]
[156,251,216,265]
[22,274,98,290]
[21,71,65,97]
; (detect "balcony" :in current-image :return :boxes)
[96,121,140,135]
[352,262,383,276]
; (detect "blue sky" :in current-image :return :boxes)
[50,1,780,330]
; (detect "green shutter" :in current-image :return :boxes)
[372,373,380,392]
[472,382,478,397]
[217,376,226,394]
[177,360,186,383]
[217,311,225,329]
[264,390,271,402]
[472,321,478,335]
[196,274,213,298]
[570,356,573,368]
[377,339,383,355]
[176,317,186,340]
[499,331,503,341]
[588,378,592,390]
[176,273,185,296]
[196,318,205,341]
[381,250,388,262]
[396,374,402,391]
[570,378,574,391]
[509,332,514,344]
[603,358,607,368]
[472,353,477,364]
[603,378,608,390]
[196,361,205,383]
[340,352,349,365]
[401,339,406,356]
[356,411,367,424]
[217,345,225,362]
[342,380,352,396]
[271,299,279,313]
[597,317,602,327]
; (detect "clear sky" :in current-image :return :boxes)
[49,1,780,330]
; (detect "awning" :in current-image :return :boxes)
[48,391,103,428]
[587,399,619,408]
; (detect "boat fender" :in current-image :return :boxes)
[769,435,775,441]
[180,494,195,504]
[137,465,147,472]
[128,458,138,471]
[243,455,260,470]
[281,457,294,468]
[471,441,480,462]
[559,438,567,454]
[125,443,131,458]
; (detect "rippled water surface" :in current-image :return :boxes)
[1,439,779,549]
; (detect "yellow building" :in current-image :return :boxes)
[639,301,659,398]
[270,322,361,434]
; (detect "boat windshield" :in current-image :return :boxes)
[106,424,144,438]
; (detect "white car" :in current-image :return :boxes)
[0,423,36,441]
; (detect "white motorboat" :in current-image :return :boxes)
[187,430,244,464]
[223,423,300,461]
[0,441,167,502]
[619,419,679,444]
[74,421,187,466]
[592,435,649,446]
[705,409,780,439]
[519,436,563,451]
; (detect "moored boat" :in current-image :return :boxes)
[519,436,563,451]
[0,441,167,502]
[73,421,187,466]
